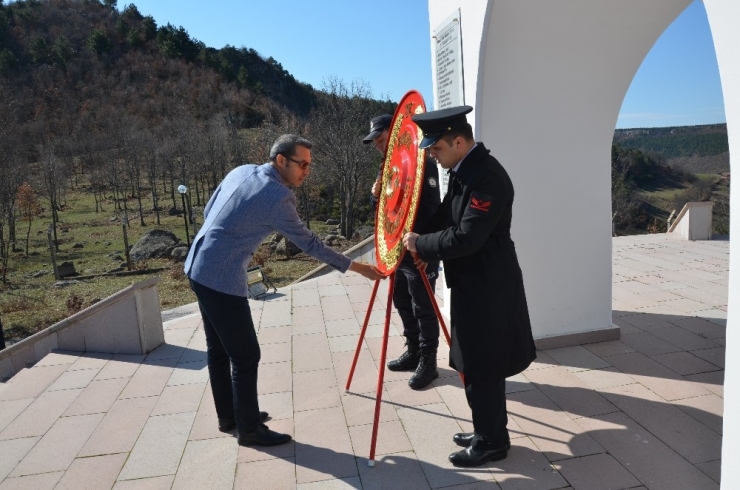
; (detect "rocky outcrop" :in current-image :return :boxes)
[130,230,180,262]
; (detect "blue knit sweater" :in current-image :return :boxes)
[185,163,351,296]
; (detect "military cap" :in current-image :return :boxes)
[411,105,473,149]
[362,114,393,144]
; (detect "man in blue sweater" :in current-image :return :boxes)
[185,134,383,447]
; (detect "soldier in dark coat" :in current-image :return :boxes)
[364,114,442,390]
[403,106,536,467]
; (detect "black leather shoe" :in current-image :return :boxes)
[452,432,475,447]
[237,423,292,447]
[449,445,508,467]
[453,432,511,449]
[218,411,269,432]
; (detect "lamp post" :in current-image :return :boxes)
[177,184,191,247]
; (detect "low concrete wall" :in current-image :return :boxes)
[294,235,622,349]
[668,201,714,240]
[0,277,164,381]
[291,236,376,284]
[294,236,622,349]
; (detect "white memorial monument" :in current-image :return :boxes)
[427,1,738,487]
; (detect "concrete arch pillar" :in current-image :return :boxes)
[427,1,737,486]
[703,3,739,487]
[428,0,691,345]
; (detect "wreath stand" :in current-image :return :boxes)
[344,261,462,466]
[347,89,462,467]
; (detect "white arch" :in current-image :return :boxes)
[704,2,738,486]
[428,1,737,486]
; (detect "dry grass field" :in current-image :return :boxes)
[0,179,362,344]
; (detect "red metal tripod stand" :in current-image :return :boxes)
[344,265,459,467]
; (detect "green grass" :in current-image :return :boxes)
[695,173,721,182]
[638,187,685,202]
[1,181,360,344]
[634,172,729,235]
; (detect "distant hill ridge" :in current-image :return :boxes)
[0,0,315,134]
[613,123,729,174]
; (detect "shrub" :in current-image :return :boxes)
[66,293,83,313]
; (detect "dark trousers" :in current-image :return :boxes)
[393,258,440,351]
[190,280,261,433]
[464,374,509,448]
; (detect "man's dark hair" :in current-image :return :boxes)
[441,123,474,145]
[269,134,313,162]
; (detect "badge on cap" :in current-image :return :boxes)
[411,105,473,149]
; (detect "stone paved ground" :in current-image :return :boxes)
[0,233,727,489]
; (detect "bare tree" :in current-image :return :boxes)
[36,139,67,252]
[0,83,24,258]
[89,161,108,213]
[159,117,196,213]
[119,123,150,226]
[243,100,304,165]
[307,77,389,238]
[16,182,41,256]
[200,114,231,204]
[0,157,25,260]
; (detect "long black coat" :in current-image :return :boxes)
[416,143,536,379]
[412,155,442,235]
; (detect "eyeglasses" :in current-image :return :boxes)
[282,154,311,170]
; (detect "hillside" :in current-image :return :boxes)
[611,141,730,237]
[0,0,393,247]
[0,0,316,147]
[611,123,730,236]
[614,124,729,174]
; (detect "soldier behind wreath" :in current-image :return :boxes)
[364,114,442,390]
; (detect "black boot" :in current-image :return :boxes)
[387,344,420,372]
[408,349,438,390]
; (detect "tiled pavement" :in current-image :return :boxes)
[0,233,728,489]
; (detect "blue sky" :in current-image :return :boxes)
[617,0,725,128]
[126,0,725,129]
